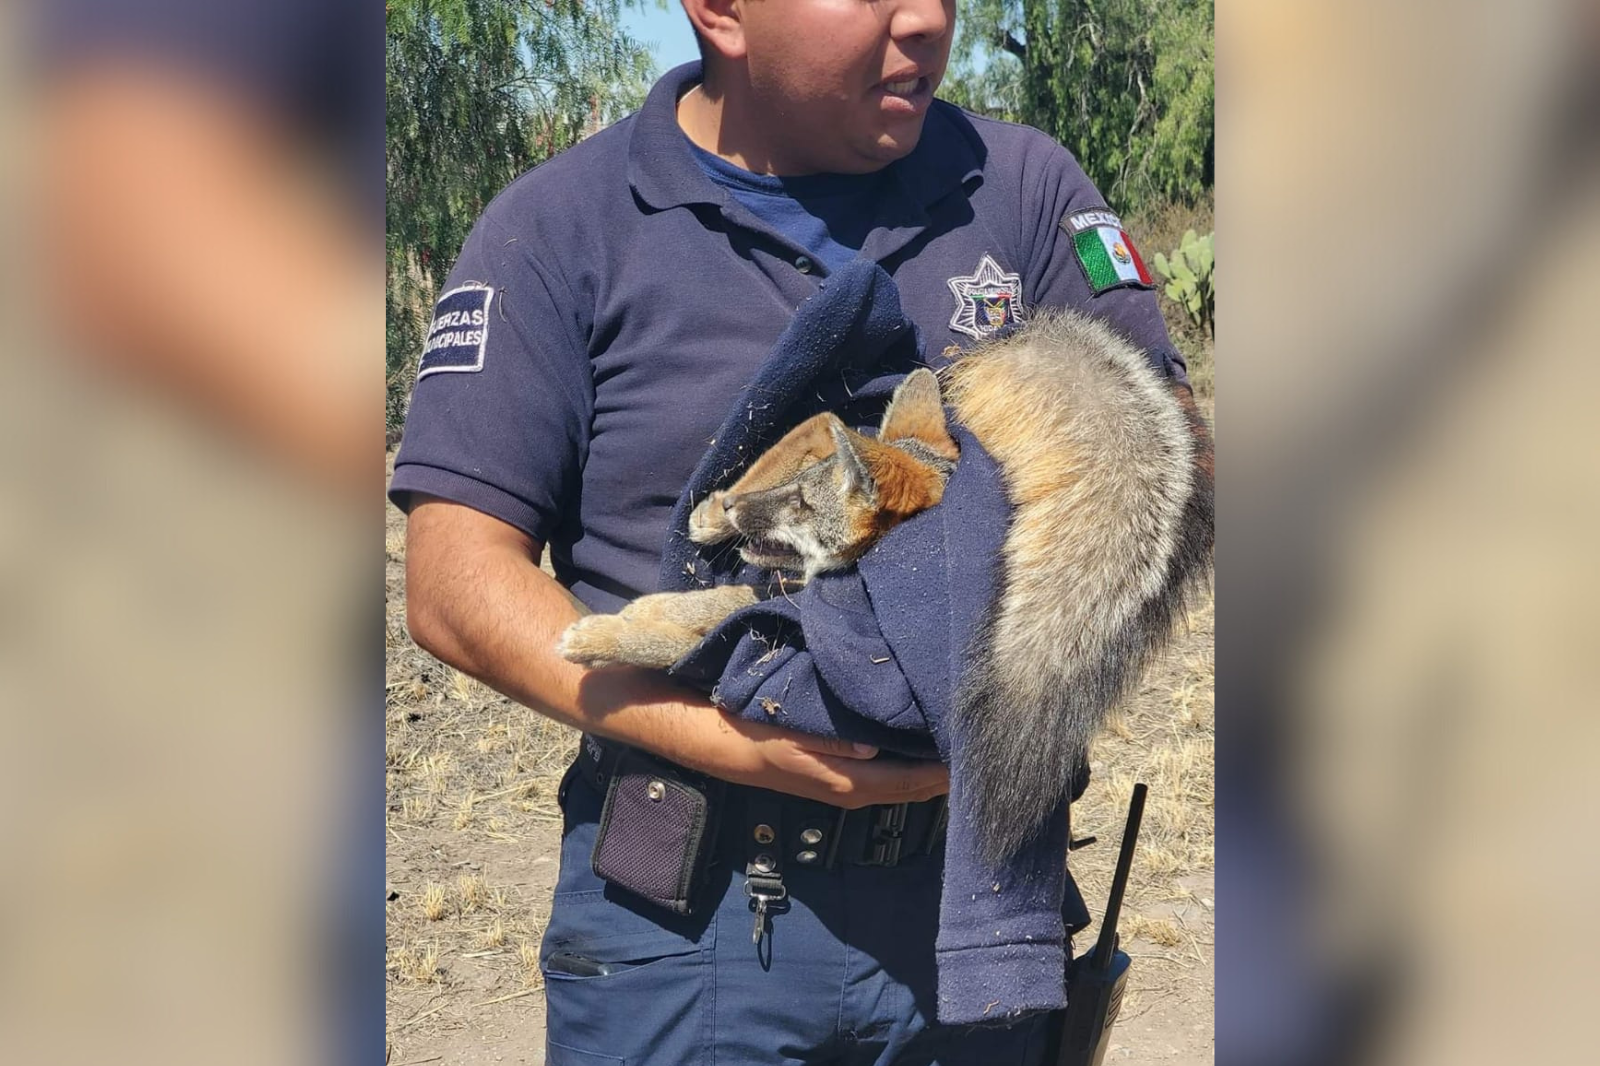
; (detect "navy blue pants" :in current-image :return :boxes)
[541,770,1058,1066]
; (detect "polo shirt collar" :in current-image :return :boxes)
[628,62,724,211]
[627,62,984,218]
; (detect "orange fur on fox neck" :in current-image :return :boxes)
[858,438,947,528]
[882,414,959,462]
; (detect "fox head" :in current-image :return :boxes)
[690,369,959,581]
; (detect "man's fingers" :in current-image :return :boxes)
[811,754,950,806]
[882,760,951,801]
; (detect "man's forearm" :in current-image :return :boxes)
[404,499,737,773]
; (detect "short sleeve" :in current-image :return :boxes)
[1021,144,1191,388]
[388,212,593,543]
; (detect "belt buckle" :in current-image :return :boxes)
[862,802,909,867]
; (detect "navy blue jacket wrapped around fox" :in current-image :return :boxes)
[656,259,1080,1026]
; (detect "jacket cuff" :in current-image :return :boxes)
[934,939,1067,1025]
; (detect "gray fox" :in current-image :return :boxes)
[559,313,1213,861]
[556,368,957,670]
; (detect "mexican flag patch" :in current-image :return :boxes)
[1063,208,1153,294]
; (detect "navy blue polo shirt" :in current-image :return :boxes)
[390,62,1187,612]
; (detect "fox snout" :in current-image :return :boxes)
[687,487,784,546]
[715,491,748,523]
[721,484,804,544]
[720,485,794,529]
[688,490,735,545]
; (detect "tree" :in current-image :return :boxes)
[386,0,655,434]
[945,0,1212,212]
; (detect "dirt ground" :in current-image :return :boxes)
[386,394,1214,1064]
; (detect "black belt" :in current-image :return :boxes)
[573,735,947,870]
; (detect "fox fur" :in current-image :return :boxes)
[557,369,955,669]
[943,311,1214,863]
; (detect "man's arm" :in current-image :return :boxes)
[404,497,949,808]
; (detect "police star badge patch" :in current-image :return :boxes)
[418,284,494,379]
[1063,208,1154,295]
[946,254,1027,338]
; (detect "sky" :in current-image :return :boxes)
[619,2,701,73]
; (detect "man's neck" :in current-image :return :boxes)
[678,73,844,177]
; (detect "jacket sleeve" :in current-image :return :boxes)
[1020,141,1191,389]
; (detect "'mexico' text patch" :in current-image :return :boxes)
[1062,209,1153,295]
[418,285,494,378]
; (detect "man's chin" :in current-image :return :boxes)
[868,121,927,163]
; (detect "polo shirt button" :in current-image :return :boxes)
[795,255,814,274]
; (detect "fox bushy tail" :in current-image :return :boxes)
[944,313,1214,864]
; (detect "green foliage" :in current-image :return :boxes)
[1151,229,1213,337]
[941,0,1028,121]
[386,0,655,435]
[946,0,1212,212]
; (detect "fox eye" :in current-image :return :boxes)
[793,485,814,511]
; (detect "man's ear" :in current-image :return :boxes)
[827,418,878,502]
[680,0,747,62]
[879,368,958,460]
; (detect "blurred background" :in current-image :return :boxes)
[0,0,1596,1063]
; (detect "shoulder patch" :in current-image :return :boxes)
[418,284,494,378]
[946,254,1027,338]
[1062,209,1154,295]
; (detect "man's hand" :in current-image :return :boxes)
[720,724,950,808]
[575,666,947,807]
[404,497,949,807]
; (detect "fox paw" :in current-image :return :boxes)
[555,615,630,669]
[689,492,735,544]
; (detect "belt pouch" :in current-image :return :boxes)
[590,747,721,915]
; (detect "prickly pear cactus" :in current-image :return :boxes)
[1152,230,1214,337]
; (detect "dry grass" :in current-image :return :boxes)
[387,477,578,1046]
[1064,590,1215,1015]
[518,940,542,987]
[388,941,442,985]
[419,882,450,922]
[457,874,489,913]
[1124,914,1186,948]
[1077,596,1215,875]
[477,919,507,950]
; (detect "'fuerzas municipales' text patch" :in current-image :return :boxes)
[1062,209,1154,295]
[418,284,494,378]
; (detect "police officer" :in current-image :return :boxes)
[391,0,1188,1060]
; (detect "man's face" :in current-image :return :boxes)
[736,0,956,174]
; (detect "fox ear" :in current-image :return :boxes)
[880,368,958,460]
[827,418,877,502]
